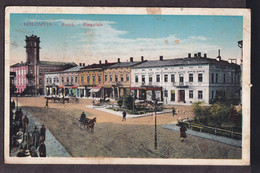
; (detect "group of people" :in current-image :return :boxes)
[10,100,47,157]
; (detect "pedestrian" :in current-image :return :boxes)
[11,100,15,110]
[172,107,176,117]
[122,111,126,121]
[40,124,46,141]
[180,124,187,142]
[16,146,26,157]
[80,111,86,122]
[39,140,46,157]
[23,115,29,129]
[30,146,38,157]
[44,99,48,108]
[32,126,40,149]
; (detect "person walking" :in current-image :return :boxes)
[40,124,46,141]
[23,115,29,128]
[172,107,176,117]
[32,126,40,149]
[180,124,187,142]
[44,99,48,108]
[39,140,46,157]
[122,111,126,122]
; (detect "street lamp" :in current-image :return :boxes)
[154,100,157,150]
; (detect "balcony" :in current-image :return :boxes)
[173,82,189,88]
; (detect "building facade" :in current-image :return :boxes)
[10,35,77,95]
[103,57,144,100]
[44,72,61,96]
[131,53,241,105]
[78,61,116,98]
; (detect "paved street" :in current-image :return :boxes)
[13,96,242,159]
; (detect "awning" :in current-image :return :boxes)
[78,87,85,89]
[130,87,139,90]
[59,86,64,89]
[89,88,100,93]
[130,87,162,91]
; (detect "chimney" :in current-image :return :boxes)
[188,53,191,58]
[130,57,133,62]
[21,61,23,64]
[216,49,221,61]
[228,59,232,63]
[83,63,85,66]
[118,58,120,63]
[198,52,201,58]
[99,60,102,64]
[141,56,144,62]
[159,56,163,61]
[204,53,207,58]
[194,53,197,58]
[79,63,82,66]
[105,60,108,64]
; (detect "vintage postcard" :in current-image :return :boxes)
[4,7,251,165]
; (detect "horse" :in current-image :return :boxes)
[86,117,97,132]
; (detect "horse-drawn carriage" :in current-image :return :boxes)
[78,112,96,132]
[44,95,70,103]
[134,100,163,111]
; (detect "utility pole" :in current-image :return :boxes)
[154,103,157,150]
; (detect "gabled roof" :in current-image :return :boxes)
[79,62,117,71]
[105,61,144,69]
[132,57,240,69]
[38,61,77,67]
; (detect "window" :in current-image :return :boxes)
[115,75,118,82]
[198,90,203,99]
[45,69,48,72]
[71,77,73,83]
[179,74,184,83]
[211,73,214,83]
[67,77,69,83]
[231,73,234,83]
[142,75,145,83]
[198,74,203,82]
[189,74,193,82]
[75,77,77,83]
[223,74,226,83]
[39,78,42,84]
[164,90,168,97]
[80,75,83,83]
[189,90,193,98]
[171,74,175,82]
[57,77,59,83]
[110,75,112,81]
[171,90,175,101]
[126,74,129,81]
[87,75,90,83]
[105,75,107,81]
[215,73,218,83]
[164,74,168,82]
[50,78,52,83]
[135,75,138,83]
[39,69,42,75]
[149,75,153,83]
[212,90,214,99]
[121,74,123,81]
[47,78,49,83]
[98,75,101,82]
[93,75,96,83]
[30,69,33,74]
[156,75,160,82]
[54,77,56,83]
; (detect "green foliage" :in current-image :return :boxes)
[192,101,209,125]
[229,105,242,126]
[117,98,123,108]
[212,89,239,105]
[123,94,134,110]
[209,103,230,128]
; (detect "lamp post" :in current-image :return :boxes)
[154,101,157,150]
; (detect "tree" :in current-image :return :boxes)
[123,94,134,110]
[192,101,209,125]
[209,103,229,128]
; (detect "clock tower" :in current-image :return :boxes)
[25,35,40,64]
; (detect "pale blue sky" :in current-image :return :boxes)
[10,13,243,65]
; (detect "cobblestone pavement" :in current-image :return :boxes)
[162,124,242,147]
[11,103,71,157]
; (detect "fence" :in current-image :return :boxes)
[180,122,242,139]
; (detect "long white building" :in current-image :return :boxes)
[131,53,241,105]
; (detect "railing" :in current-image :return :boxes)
[180,122,242,139]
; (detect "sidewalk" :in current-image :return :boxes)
[86,105,172,118]
[11,104,71,157]
[162,124,242,147]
